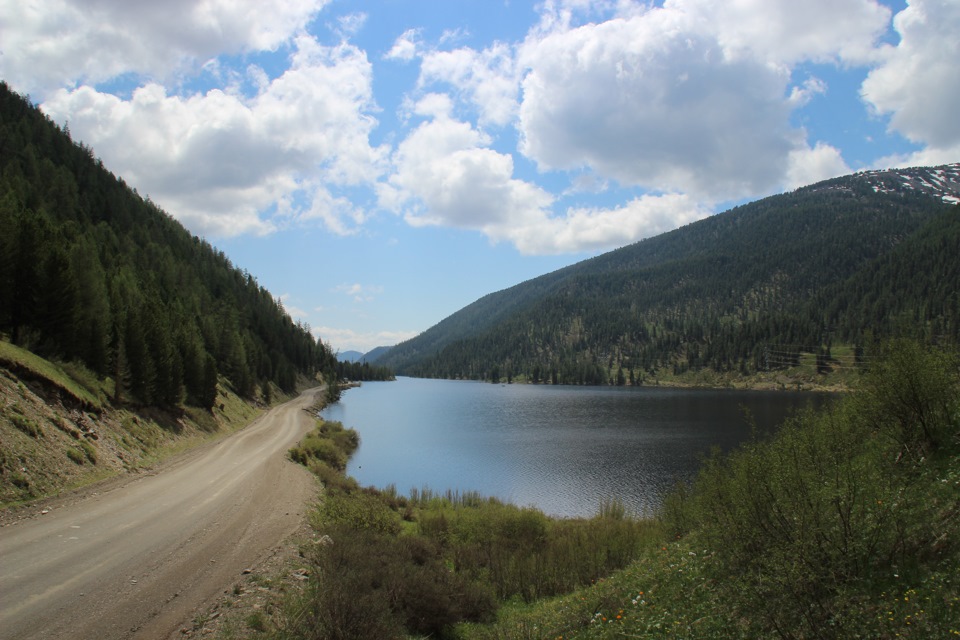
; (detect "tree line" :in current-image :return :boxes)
[0,82,375,408]
[384,171,960,383]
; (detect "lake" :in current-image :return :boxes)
[320,377,829,518]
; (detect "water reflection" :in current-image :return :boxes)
[321,378,829,518]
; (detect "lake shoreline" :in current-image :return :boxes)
[324,378,830,519]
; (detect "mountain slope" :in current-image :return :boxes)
[380,164,960,383]
[0,82,338,406]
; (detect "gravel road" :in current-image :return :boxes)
[0,388,321,640]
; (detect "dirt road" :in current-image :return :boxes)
[0,388,321,640]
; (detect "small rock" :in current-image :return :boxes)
[131,579,138,584]
[242,568,253,575]
[41,509,50,515]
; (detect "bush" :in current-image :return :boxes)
[80,441,97,464]
[280,525,495,640]
[66,447,85,465]
[660,340,960,637]
[11,413,42,438]
[853,339,959,458]
[315,490,401,535]
[289,420,359,471]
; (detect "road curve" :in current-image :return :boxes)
[0,388,321,640]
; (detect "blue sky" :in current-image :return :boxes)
[2,0,958,354]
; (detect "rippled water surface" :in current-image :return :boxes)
[321,377,828,517]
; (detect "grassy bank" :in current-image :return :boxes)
[0,340,280,508]
[252,340,958,639]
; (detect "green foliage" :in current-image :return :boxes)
[459,341,960,640]
[334,359,394,382]
[0,82,340,408]
[0,340,102,409]
[277,410,658,639]
[381,170,960,384]
[11,413,42,438]
[314,490,402,535]
[80,440,97,464]
[278,525,496,640]
[288,420,358,471]
[652,340,960,638]
[851,338,960,458]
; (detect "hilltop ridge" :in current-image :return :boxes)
[379,163,960,385]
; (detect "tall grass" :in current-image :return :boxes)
[277,419,657,639]
[464,340,960,639]
[272,341,960,640]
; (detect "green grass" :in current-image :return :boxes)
[459,340,960,640]
[0,340,102,410]
[233,341,960,640]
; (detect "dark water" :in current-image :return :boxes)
[320,377,829,518]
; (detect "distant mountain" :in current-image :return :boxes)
[338,350,365,363]
[361,346,393,363]
[380,164,960,383]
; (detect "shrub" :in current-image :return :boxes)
[280,525,495,640]
[80,441,97,464]
[852,339,959,458]
[66,447,85,465]
[660,340,960,637]
[11,414,42,438]
[315,490,401,535]
[289,420,359,471]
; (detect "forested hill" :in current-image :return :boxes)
[379,164,960,384]
[0,82,339,408]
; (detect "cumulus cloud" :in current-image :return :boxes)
[785,142,852,190]
[510,0,892,202]
[861,0,960,165]
[517,9,797,200]
[384,0,905,254]
[507,194,713,255]
[379,95,554,233]
[419,42,519,126]
[669,0,891,66]
[41,37,386,238]
[385,28,422,62]
[313,326,417,353]
[380,94,711,254]
[334,283,384,303]
[0,0,328,98]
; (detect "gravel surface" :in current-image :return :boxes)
[0,389,321,640]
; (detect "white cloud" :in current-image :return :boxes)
[517,9,796,200]
[785,143,851,190]
[788,77,828,108]
[385,28,422,62]
[669,0,891,66]
[512,0,896,203]
[861,0,960,164]
[419,42,519,126]
[40,37,386,238]
[334,283,384,303]
[381,95,714,255]
[335,12,367,38]
[313,326,416,353]
[379,98,554,233]
[507,194,713,255]
[0,0,329,98]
